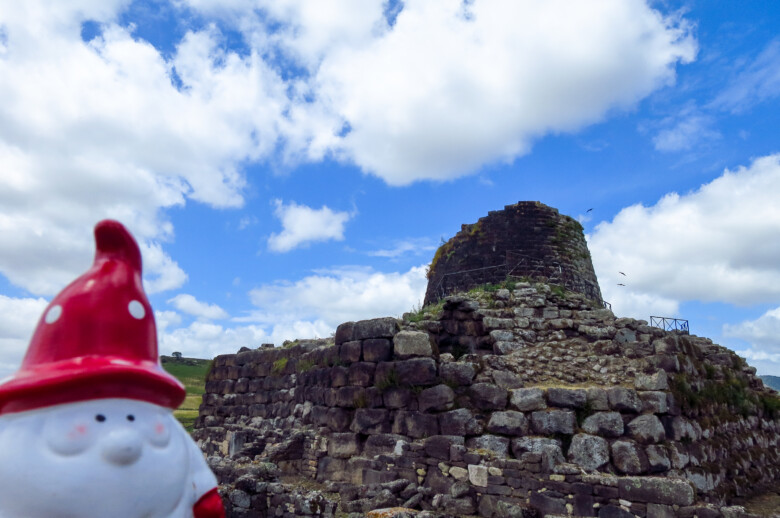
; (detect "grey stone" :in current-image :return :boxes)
[470,383,508,410]
[568,433,609,471]
[418,384,455,412]
[354,317,400,340]
[394,330,433,358]
[607,387,643,413]
[335,321,355,345]
[424,435,464,460]
[383,387,414,409]
[586,387,610,410]
[614,328,637,345]
[635,370,669,391]
[392,410,439,438]
[646,444,671,473]
[363,338,392,362]
[439,408,483,436]
[394,358,438,386]
[486,411,528,436]
[328,433,361,459]
[348,362,376,387]
[618,476,695,505]
[640,391,668,414]
[468,464,488,487]
[582,411,624,437]
[491,370,524,389]
[530,409,576,435]
[647,503,675,518]
[529,491,567,516]
[363,434,407,457]
[494,341,525,355]
[627,414,666,444]
[350,408,390,434]
[546,387,587,408]
[509,387,547,411]
[340,341,362,363]
[512,437,561,456]
[598,505,634,518]
[439,362,476,387]
[466,434,510,458]
[611,439,649,475]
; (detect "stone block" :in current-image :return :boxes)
[466,434,510,458]
[568,433,609,471]
[546,387,587,408]
[364,434,408,457]
[646,444,671,473]
[640,391,668,414]
[393,330,433,358]
[340,340,362,363]
[468,464,488,487]
[491,370,524,389]
[395,358,438,386]
[439,408,483,436]
[618,476,695,506]
[607,387,643,413]
[494,341,525,355]
[326,407,353,431]
[335,321,355,345]
[350,408,390,434]
[512,437,560,456]
[635,370,668,391]
[418,384,455,412]
[530,409,576,435]
[509,387,547,411]
[440,362,477,387]
[582,412,624,437]
[328,433,361,458]
[354,317,400,340]
[363,338,392,362]
[392,410,439,438]
[486,411,528,436]
[424,435,464,461]
[383,387,414,409]
[470,382,508,410]
[627,414,666,444]
[348,362,376,387]
[611,439,649,475]
[529,491,567,516]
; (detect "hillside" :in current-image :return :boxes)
[161,355,211,431]
[762,375,780,391]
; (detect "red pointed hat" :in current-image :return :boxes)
[0,220,185,415]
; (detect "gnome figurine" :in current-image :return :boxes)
[0,220,225,518]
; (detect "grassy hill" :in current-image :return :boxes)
[761,375,780,391]
[161,355,211,431]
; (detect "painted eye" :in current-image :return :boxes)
[126,414,135,422]
[95,414,106,422]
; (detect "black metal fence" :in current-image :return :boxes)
[649,316,689,334]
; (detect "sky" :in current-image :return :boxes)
[1,1,780,377]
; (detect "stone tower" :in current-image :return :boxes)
[423,201,603,305]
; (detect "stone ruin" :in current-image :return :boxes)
[192,204,780,518]
[424,201,602,306]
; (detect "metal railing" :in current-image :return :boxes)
[650,316,689,334]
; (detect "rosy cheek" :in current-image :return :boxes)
[148,420,170,447]
[66,424,88,440]
[155,423,165,435]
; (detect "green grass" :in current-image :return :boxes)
[161,356,212,432]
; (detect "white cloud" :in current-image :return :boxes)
[712,39,780,113]
[590,154,780,315]
[0,295,49,378]
[653,113,720,152]
[367,238,437,259]
[724,307,780,353]
[241,265,427,327]
[167,294,229,320]
[267,199,352,252]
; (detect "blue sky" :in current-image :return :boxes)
[1,1,780,376]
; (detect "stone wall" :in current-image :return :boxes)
[194,284,779,517]
[423,202,602,306]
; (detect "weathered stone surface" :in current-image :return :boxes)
[491,370,524,389]
[627,414,666,444]
[470,383,508,410]
[424,435,464,460]
[328,433,361,458]
[607,387,643,413]
[486,411,528,436]
[509,387,547,411]
[511,437,561,458]
[529,491,567,516]
[466,434,510,458]
[439,362,476,387]
[546,387,587,408]
[439,408,483,436]
[392,410,439,438]
[383,387,414,409]
[354,317,400,340]
[640,391,668,414]
[363,338,392,362]
[618,476,695,505]
[582,411,624,437]
[335,321,355,345]
[350,408,390,434]
[568,433,609,471]
[363,434,407,457]
[611,439,649,475]
[635,370,668,391]
[394,358,438,386]
[646,444,671,473]
[348,362,376,387]
[586,387,610,410]
[340,340,362,363]
[598,505,634,518]
[468,464,488,487]
[493,340,525,355]
[418,384,455,412]
[393,330,433,359]
[530,409,576,435]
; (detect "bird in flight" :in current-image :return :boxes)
[617,283,625,286]
[619,271,626,276]
[586,208,593,213]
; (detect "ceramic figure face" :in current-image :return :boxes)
[0,398,191,518]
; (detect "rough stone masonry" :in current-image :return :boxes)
[192,203,779,518]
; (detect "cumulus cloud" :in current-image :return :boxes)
[590,154,780,317]
[0,295,49,377]
[653,113,721,152]
[241,265,427,327]
[167,294,229,320]
[268,199,352,252]
[724,308,780,354]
